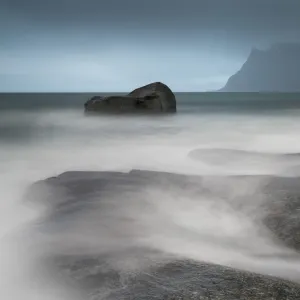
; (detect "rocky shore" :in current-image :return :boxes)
[28,170,300,299]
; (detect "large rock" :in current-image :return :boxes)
[28,170,300,252]
[84,82,176,114]
[26,170,300,299]
[219,43,300,92]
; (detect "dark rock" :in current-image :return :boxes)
[219,43,300,92]
[128,81,177,112]
[84,82,176,114]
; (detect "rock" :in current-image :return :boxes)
[84,82,176,114]
[219,43,300,92]
[27,170,300,299]
[50,256,300,300]
[28,170,300,251]
[128,81,177,112]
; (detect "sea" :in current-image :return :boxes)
[1,92,300,299]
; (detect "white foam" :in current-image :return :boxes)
[1,108,300,299]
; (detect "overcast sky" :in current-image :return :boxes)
[1,0,300,92]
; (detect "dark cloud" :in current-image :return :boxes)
[1,0,299,91]
[2,0,300,35]
[1,0,299,54]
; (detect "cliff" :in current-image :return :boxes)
[220,43,300,92]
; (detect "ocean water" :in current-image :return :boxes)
[1,92,300,299]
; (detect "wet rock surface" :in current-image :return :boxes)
[28,170,300,299]
[49,256,300,300]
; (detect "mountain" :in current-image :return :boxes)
[219,43,300,92]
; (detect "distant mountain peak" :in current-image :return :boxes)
[220,42,300,92]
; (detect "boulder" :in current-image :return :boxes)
[84,82,176,114]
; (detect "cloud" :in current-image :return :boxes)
[2,0,300,34]
[1,0,300,91]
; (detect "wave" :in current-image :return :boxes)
[2,105,300,299]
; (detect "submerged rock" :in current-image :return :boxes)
[84,82,176,114]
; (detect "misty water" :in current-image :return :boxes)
[1,92,300,299]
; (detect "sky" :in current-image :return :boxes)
[1,0,300,92]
